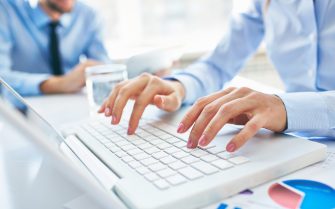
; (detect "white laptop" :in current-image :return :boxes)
[0,78,327,209]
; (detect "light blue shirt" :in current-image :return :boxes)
[170,0,335,137]
[0,0,110,96]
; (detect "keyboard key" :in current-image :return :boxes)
[211,159,233,170]
[132,139,147,146]
[157,168,177,178]
[97,137,110,143]
[166,174,187,186]
[127,148,143,156]
[173,141,187,148]
[156,142,172,149]
[144,135,158,141]
[144,172,160,182]
[136,166,151,175]
[217,152,235,159]
[172,151,189,159]
[147,127,161,134]
[137,142,153,150]
[116,129,127,135]
[141,157,159,166]
[124,135,141,141]
[153,130,167,137]
[160,134,173,140]
[165,137,180,144]
[121,155,134,163]
[103,133,118,138]
[133,152,150,161]
[137,131,151,138]
[198,144,216,149]
[207,146,226,154]
[115,150,128,158]
[149,162,166,172]
[229,156,250,165]
[181,155,200,164]
[143,146,160,154]
[164,146,180,154]
[117,140,131,147]
[191,161,219,175]
[179,167,203,180]
[190,149,209,157]
[121,144,137,151]
[181,147,193,153]
[152,151,168,159]
[200,154,219,162]
[160,156,178,164]
[153,179,169,190]
[106,145,121,153]
[150,139,165,145]
[110,136,124,143]
[128,161,142,169]
[169,161,187,170]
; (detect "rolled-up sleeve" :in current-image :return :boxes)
[167,0,265,104]
[278,91,335,137]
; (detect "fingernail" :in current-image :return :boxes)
[177,123,184,133]
[199,135,207,146]
[127,127,133,135]
[226,142,236,152]
[111,114,117,124]
[187,140,193,148]
[104,107,111,116]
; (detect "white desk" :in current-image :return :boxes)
[1,76,334,209]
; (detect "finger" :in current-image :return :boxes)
[178,87,236,134]
[187,88,251,148]
[98,100,107,113]
[128,84,162,134]
[103,81,125,117]
[226,114,266,152]
[112,77,149,124]
[153,92,181,112]
[197,98,255,148]
[186,103,220,148]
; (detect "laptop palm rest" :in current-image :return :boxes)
[64,135,120,190]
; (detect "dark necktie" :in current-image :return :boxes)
[49,21,63,75]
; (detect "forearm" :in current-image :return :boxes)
[39,76,67,94]
[166,0,265,104]
[0,70,50,96]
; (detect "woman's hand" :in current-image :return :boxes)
[98,73,185,134]
[177,87,287,152]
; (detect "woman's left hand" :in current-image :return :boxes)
[177,87,287,152]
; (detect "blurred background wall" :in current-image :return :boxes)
[84,0,284,89]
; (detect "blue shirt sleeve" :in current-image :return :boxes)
[167,0,265,104]
[278,91,335,137]
[0,3,50,96]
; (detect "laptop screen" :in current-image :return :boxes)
[0,78,64,147]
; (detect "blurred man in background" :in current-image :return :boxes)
[0,0,110,96]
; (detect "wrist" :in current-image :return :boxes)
[169,80,186,102]
[40,76,65,94]
[272,95,288,132]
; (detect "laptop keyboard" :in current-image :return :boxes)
[79,119,250,190]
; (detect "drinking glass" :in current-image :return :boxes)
[86,64,128,111]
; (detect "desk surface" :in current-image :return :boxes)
[1,76,334,209]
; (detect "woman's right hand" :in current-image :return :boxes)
[98,73,186,134]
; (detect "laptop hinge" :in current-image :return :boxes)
[64,135,119,190]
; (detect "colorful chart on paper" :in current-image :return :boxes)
[268,179,335,209]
